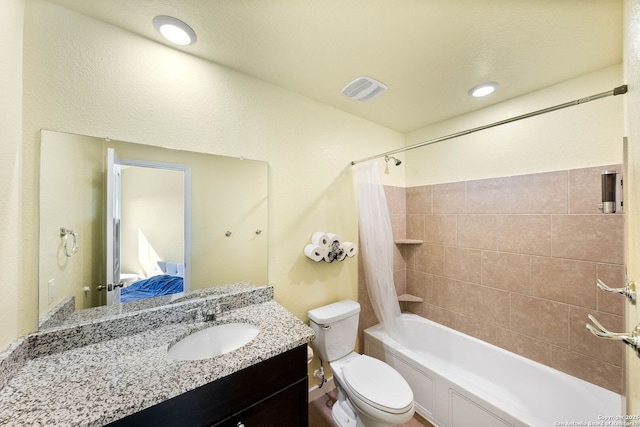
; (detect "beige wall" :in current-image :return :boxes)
[406,65,624,186]
[19,0,405,341]
[39,131,104,314]
[121,167,185,278]
[0,0,25,350]
[623,0,640,415]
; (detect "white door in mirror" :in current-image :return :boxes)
[168,323,260,361]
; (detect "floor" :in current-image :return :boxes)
[309,388,434,427]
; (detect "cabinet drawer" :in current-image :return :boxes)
[215,377,308,427]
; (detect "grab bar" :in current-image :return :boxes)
[60,227,79,257]
[596,279,636,304]
[586,314,640,357]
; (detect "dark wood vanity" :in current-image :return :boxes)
[107,345,308,427]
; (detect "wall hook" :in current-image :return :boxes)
[586,314,640,357]
[225,231,232,237]
[596,279,636,304]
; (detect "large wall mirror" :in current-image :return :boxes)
[39,130,268,328]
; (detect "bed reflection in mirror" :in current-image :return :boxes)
[38,130,268,329]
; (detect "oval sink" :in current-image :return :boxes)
[168,323,260,361]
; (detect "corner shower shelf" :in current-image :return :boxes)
[398,294,423,303]
[394,239,423,245]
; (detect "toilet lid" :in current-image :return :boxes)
[342,355,413,414]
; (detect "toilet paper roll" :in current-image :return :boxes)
[311,232,331,248]
[326,233,342,245]
[304,244,327,262]
[342,242,358,258]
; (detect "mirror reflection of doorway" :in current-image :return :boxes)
[104,150,191,306]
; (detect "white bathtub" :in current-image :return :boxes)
[364,313,622,427]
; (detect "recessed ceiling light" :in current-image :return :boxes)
[152,15,197,46]
[468,82,499,98]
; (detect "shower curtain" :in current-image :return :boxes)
[353,161,405,342]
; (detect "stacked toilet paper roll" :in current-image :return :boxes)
[305,232,358,263]
[304,243,328,262]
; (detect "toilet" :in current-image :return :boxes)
[308,300,414,427]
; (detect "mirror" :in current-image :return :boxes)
[38,130,268,329]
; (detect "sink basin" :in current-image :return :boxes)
[168,323,260,361]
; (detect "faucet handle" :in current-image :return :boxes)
[596,279,636,304]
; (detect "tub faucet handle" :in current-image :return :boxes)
[586,314,640,357]
[596,279,636,304]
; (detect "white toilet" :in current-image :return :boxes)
[308,300,414,427]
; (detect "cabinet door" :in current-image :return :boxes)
[218,377,308,427]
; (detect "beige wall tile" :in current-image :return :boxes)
[407,185,431,214]
[496,215,551,256]
[362,164,626,393]
[570,306,623,367]
[393,243,406,272]
[432,276,466,314]
[403,245,417,270]
[552,215,624,264]
[531,257,597,308]
[465,283,510,325]
[421,303,457,329]
[457,214,497,250]
[414,244,445,276]
[495,327,552,366]
[481,251,531,295]
[510,171,568,214]
[596,263,625,315]
[384,185,406,215]
[455,314,497,344]
[406,269,433,302]
[394,269,407,297]
[424,214,457,245]
[510,294,569,348]
[467,177,511,214]
[569,165,620,214]
[551,346,622,393]
[445,247,482,284]
[433,182,467,213]
[406,214,424,240]
[389,213,406,241]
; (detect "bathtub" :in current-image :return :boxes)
[364,313,622,427]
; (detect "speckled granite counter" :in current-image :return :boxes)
[0,298,314,426]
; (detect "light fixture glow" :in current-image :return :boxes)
[469,82,499,98]
[153,15,197,46]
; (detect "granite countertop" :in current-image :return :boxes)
[0,300,314,427]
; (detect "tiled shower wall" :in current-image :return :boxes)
[358,165,625,393]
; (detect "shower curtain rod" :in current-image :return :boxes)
[350,84,628,166]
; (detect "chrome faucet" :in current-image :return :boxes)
[187,301,220,322]
[202,305,219,322]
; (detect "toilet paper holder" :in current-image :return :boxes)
[304,232,358,263]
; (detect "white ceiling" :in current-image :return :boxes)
[45,0,622,133]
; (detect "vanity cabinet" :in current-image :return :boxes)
[108,345,308,427]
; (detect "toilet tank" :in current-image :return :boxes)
[308,300,361,362]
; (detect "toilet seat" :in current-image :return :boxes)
[342,355,413,415]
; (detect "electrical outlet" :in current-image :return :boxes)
[48,278,55,303]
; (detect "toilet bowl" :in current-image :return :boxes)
[330,352,414,427]
[308,300,414,427]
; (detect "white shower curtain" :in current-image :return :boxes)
[354,161,405,342]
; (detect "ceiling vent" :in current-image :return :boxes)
[341,76,387,102]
